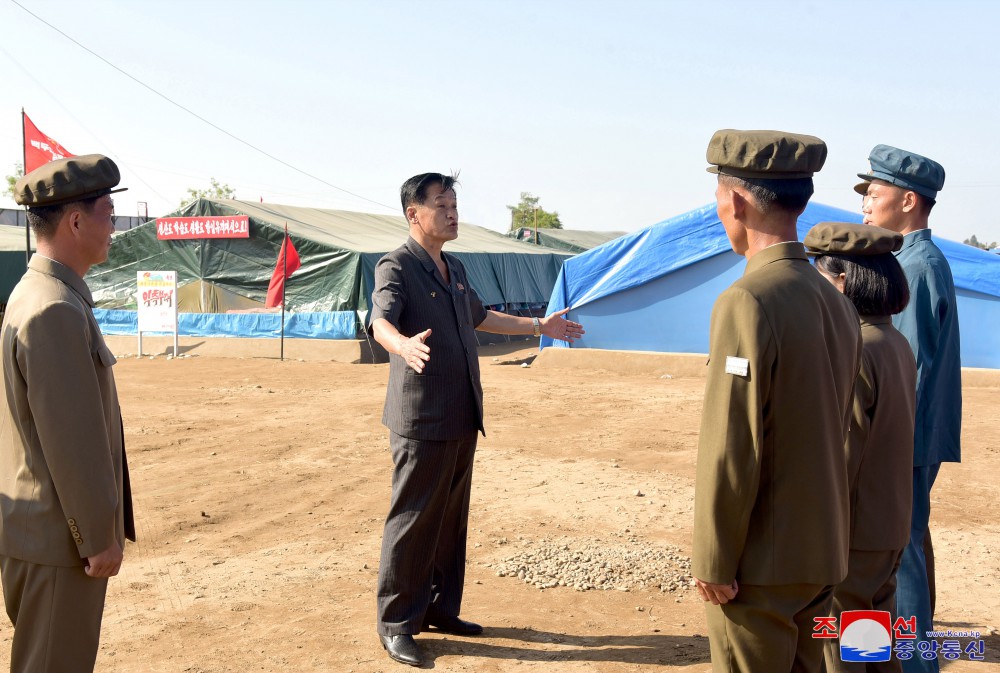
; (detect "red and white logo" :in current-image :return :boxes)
[840,610,892,663]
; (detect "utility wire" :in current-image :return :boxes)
[9,0,398,213]
[0,41,173,205]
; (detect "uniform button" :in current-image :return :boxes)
[75,538,83,545]
[67,518,76,526]
[70,525,79,532]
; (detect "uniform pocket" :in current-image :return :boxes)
[402,374,446,424]
[93,345,117,367]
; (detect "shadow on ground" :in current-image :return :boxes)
[420,626,709,667]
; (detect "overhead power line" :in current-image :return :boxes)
[9,0,397,213]
[0,41,173,205]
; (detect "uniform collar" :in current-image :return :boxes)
[744,241,807,276]
[28,255,95,307]
[405,236,453,290]
[405,236,438,273]
[860,314,892,327]
[900,228,932,250]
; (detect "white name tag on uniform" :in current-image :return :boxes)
[725,356,749,377]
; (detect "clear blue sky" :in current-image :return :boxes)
[2,0,998,244]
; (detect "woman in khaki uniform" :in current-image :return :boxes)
[805,222,917,673]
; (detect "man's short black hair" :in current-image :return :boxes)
[719,174,814,215]
[814,252,910,316]
[26,196,101,240]
[915,192,936,216]
[400,173,459,215]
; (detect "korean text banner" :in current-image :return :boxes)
[156,216,250,240]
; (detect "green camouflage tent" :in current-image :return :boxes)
[87,199,570,315]
[0,225,34,305]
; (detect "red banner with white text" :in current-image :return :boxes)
[156,216,250,240]
[23,112,75,172]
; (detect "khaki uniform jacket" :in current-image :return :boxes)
[848,316,916,551]
[0,256,134,567]
[693,242,862,586]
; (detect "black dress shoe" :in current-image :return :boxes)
[423,614,483,636]
[379,634,423,666]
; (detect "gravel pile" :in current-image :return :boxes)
[488,536,693,593]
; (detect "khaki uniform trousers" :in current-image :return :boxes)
[0,555,108,673]
[825,549,904,673]
[705,582,833,673]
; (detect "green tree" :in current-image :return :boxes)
[963,234,998,250]
[4,163,24,200]
[183,177,235,206]
[507,192,562,231]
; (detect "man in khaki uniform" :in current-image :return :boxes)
[693,130,863,672]
[0,155,135,672]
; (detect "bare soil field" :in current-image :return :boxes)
[1,341,997,672]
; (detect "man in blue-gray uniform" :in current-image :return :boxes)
[855,145,961,673]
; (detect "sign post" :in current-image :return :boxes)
[137,271,178,357]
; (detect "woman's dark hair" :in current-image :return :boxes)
[815,252,910,316]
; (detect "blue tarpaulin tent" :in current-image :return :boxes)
[543,202,1000,369]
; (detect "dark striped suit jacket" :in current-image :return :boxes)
[371,238,488,441]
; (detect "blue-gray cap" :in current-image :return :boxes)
[854,144,945,200]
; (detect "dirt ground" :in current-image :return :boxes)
[1,341,997,672]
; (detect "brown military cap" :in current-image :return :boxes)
[706,129,827,179]
[804,222,903,256]
[14,154,127,208]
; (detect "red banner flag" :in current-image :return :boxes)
[23,112,75,173]
[156,216,250,240]
[265,233,301,308]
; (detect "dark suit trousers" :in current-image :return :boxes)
[376,431,477,636]
[0,555,108,673]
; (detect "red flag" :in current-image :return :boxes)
[265,233,301,308]
[23,112,75,173]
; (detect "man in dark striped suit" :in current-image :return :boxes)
[371,173,583,667]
